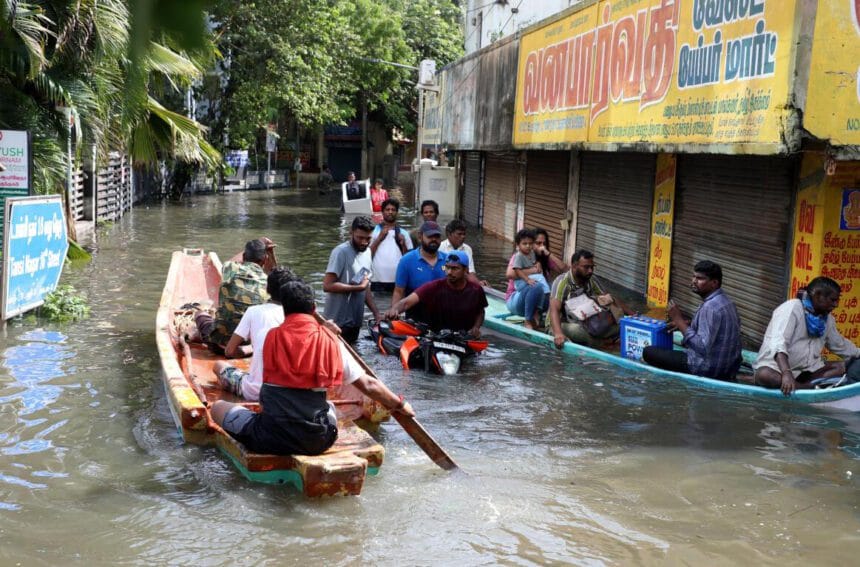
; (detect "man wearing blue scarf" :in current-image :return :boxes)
[754,277,860,395]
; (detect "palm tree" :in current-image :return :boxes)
[1,0,219,196]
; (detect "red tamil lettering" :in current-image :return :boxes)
[565,32,595,110]
[591,4,614,121]
[798,199,815,234]
[522,51,540,115]
[794,238,813,270]
[642,0,679,108]
[610,10,647,103]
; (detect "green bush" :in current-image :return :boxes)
[38,285,91,322]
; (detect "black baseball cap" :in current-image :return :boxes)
[420,221,442,236]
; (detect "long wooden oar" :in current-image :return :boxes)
[340,335,460,471]
[315,313,459,470]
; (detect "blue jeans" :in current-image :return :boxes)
[506,284,547,322]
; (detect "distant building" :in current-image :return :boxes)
[463,0,584,54]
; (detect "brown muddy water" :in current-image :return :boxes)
[1,189,859,565]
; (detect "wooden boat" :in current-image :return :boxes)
[156,248,389,497]
[341,178,373,214]
[483,289,860,412]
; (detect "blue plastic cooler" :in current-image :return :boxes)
[619,315,673,360]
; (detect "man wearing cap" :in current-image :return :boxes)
[386,251,487,337]
[391,220,448,319]
[195,237,277,352]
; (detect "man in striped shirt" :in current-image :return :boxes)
[643,260,742,381]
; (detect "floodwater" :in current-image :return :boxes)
[1,189,859,566]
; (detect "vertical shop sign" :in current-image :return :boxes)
[647,153,676,307]
[790,154,860,342]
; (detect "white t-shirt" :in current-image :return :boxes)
[233,302,284,400]
[439,240,476,273]
[370,224,413,283]
[234,304,363,400]
[338,342,362,385]
[308,343,364,394]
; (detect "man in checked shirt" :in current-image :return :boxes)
[643,260,742,381]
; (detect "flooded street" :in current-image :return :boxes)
[2,189,859,565]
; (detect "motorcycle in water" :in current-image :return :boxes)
[368,319,488,375]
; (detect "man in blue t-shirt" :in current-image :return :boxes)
[391,221,448,320]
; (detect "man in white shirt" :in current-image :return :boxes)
[212,266,298,401]
[439,219,488,286]
[369,198,412,292]
[754,276,860,395]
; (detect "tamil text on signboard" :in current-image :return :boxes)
[2,196,69,320]
[513,0,795,150]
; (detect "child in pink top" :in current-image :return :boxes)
[370,179,389,213]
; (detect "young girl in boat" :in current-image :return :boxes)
[370,178,389,213]
[508,229,551,329]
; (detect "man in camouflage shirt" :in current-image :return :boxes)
[196,238,276,353]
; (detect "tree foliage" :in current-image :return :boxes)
[206,0,464,148]
[0,0,219,195]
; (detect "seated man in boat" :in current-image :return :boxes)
[385,251,487,338]
[547,249,633,348]
[753,276,860,395]
[211,280,414,456]
[195,238,277,353]
[642,260,742,381]
[344,171,364,200]
[211,265,298,401]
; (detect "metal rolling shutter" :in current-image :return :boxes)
[671,154,794,346]
[576,152,655,294]
[483,153,519,241]
[524,151,570,259]
[463,152,483,226]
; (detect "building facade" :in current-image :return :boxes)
[432,0,860,345]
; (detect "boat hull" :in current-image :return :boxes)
[156,249,389,496]
[483,291,860,412]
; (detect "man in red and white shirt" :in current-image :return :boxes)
[212,280,414,456]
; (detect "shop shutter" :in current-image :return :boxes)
[576,152,655,294]
[463,152,483,226]
[524,151,570,259]
[671,154,794,346]
[483,152,520,241]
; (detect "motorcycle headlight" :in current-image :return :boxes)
[435,351,461,375]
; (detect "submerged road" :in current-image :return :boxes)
[1,189,859,564]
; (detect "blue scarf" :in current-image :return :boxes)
[801,295,827,338]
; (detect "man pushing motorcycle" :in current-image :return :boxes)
[385,251,487,338]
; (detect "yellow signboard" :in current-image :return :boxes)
[805,0,860,145]
[647,153,676,307]
[513,0,797,148]
[790,153,860,343]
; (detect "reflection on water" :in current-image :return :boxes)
[1,190,859,565]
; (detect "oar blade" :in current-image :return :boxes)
[393,413,459,471]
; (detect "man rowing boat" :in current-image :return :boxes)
[212,280,414,456]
